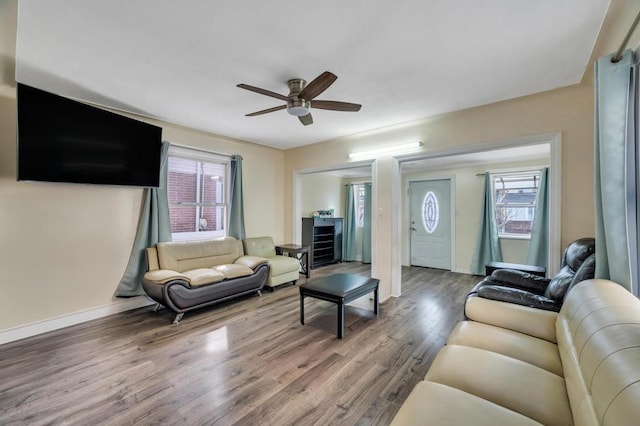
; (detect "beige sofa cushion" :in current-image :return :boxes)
[182,268,225,287]
[214,264,254,279]
[234,255,269,270]
[156,238,244,272]
[143,269,190,285]
[243,236,277,258]
[464,295,558,343]
[447,321,563,377]
[390,381,541,426]
[267,255,300,276]
[425,345,572,426]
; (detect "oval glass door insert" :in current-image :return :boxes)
[423,191,439,234]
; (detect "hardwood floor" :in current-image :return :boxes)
[0,264,478,425]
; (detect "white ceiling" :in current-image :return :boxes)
[15,0,610,150]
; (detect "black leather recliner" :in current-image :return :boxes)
[466,237,596,313]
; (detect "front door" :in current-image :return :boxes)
[410,179,452,269]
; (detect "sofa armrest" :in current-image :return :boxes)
[143,269,191,285]
[477,285,561,312]
[464,295,558,342]
[234,255,269,270]
[146,247,160,271]
[490,269,550,293]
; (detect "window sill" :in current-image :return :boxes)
[172,231,225,241]
[498,234,531,241]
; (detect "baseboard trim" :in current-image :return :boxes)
[0,296,154,345]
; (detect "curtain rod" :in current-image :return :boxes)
[612,9,640,63]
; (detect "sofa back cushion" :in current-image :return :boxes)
[243,236,276,258]
[556,279,640,426]
[156,237,243,272]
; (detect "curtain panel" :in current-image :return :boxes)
[116,141,172,297]
[526,167,549,271]
[228,155,246,240]
[594,49,638,295]
[470,173,503,275]
[343,184,358,261]
[362,182,372,264]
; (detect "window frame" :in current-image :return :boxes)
[167,145,231,241]
[491,170,541,240]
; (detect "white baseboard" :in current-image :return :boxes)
[453,267,474,275]
[0,296,155,345]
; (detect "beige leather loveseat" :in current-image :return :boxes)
[142,237,269,324]
[391,279,640,425]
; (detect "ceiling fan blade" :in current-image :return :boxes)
[245,105,287,116]
[237,84,288,101]
[298,71,337,100]
[311,100,362,112]
[298,113,313,126]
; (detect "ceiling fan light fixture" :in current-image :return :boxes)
[238,71,361,125]
[287,99,310,116]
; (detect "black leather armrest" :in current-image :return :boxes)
[490,269,551,294]
[477,285,561,312]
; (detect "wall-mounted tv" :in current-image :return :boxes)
[17,83,162,187]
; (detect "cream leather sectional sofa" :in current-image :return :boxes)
[391,279,640,425]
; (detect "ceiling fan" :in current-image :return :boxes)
[237,71,361,126]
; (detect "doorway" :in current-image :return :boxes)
[409,179,453,270]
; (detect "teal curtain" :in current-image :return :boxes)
[343,184,357,261]
[228,155,246,240]
[526,167,549,271]
[116,141,172,297]
[362,182,372,264]
[470,173,503,275]
[594,49,638,295]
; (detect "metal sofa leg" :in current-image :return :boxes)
[257,290,262,297]
[173,313,184,324]
[153,303,161,312]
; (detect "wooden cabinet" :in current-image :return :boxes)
[302,217,343,269]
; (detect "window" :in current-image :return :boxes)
[492,171,540,238]
[167,147,229,240]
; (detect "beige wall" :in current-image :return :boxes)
[0,5,286,334]
[0,91,285,332]
[299,173,345,218]
[403,159,549,272]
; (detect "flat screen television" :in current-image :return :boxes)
[17,83,162,187]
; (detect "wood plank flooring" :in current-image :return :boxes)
[0,263,478,425]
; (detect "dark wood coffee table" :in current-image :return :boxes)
[299,273,379,338]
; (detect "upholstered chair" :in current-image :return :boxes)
[243,236,301,288]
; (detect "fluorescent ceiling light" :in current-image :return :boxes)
[349,142,423,159]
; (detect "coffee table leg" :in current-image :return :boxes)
[337,300,344,339]
[300,295,305,325]
[374,286,379,315]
